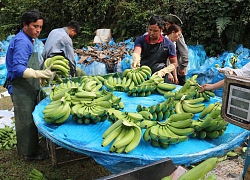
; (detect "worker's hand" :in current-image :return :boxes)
[173,74,179,85]
[178,69,186,76]
[131,53,141,69]
[43,65,56,80]
[153,69,166,78]
[199,84,214,92]
[167,73,178,84]
[167,73,174,83]
[152,64,176,78]
[218,68,234,75]
[22,65,56,80]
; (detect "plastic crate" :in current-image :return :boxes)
[96,158,176,180]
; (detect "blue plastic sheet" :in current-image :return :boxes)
[81,60,108,76]
[120,54,132,72]
[33,90,249,174]
[33,38,45,66]
[187,44,207,72]
[186,45,250,97]
[0,68,7,86]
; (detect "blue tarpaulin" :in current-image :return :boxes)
[33,89,249,174]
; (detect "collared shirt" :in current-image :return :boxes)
[134,34,176,59]
[42,27,76,70]
[6,30,33,81]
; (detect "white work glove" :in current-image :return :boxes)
[152,64,176,78]
[218,67,234,75]
[131,53,141,69]
[22,65,56,80]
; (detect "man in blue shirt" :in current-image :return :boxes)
[5,10,55,161]
[131,15,178,83]
[42,20,80,77]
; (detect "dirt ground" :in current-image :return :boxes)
[0,88,13,110]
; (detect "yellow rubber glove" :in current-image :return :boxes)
[152,64,176,78]
[131,53,141,69]
[22,65,56,80]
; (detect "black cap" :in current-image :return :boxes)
[162,14,183,25]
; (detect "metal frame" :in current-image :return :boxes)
[45,138,90,167]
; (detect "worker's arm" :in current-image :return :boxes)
[152,56,178,78]
[199,80,225,92]
[22,65,55,80]
[131,46,142,69]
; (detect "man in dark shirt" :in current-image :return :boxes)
[131,15,178,83]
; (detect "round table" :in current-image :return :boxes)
[33,91,249,173]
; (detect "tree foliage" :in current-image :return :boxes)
[0,0,249,56]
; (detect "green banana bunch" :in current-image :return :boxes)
[175,98,205,114]
[167,112,194,123]
[49,85,70,101]
[107,108,126,123]
[139,119,157,129]
[80,79,102,92]
[199,102,221,119]
[103,75,116,91]
[0,126,17,150]
[106,109,144,126]
[136,97,175,121]
[125,83,155,97]
[109,94,124,110]
[199,103,216,119]
[156,82,176,95]
[70,87,114,124]
[125,76,157,97]
[69,87,123,124]
[72,103,108,124]
[163,74,215,103]
[103,74,134,92]
[123,67,167,97]
[102,119,142,153]
[123,65,152,84]
[166,125,194,136]
[42,97,71,124]
[163,91,196,100]
[162,125,188,144]
[95,90,113,101]
[80,75,104,87]
[28,168,47,180]
[143,121,190,148]
[49,80,80,101]
[191,102,228,139]
[162,77,197,100]
[43,55,71,85]
[138,110,154,120]
[194,91,214,102]
[103,75,124,92]
[124,112,144,122]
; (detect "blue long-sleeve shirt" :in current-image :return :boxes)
[6,30,33,93]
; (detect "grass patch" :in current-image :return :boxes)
[0,142,111,180]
